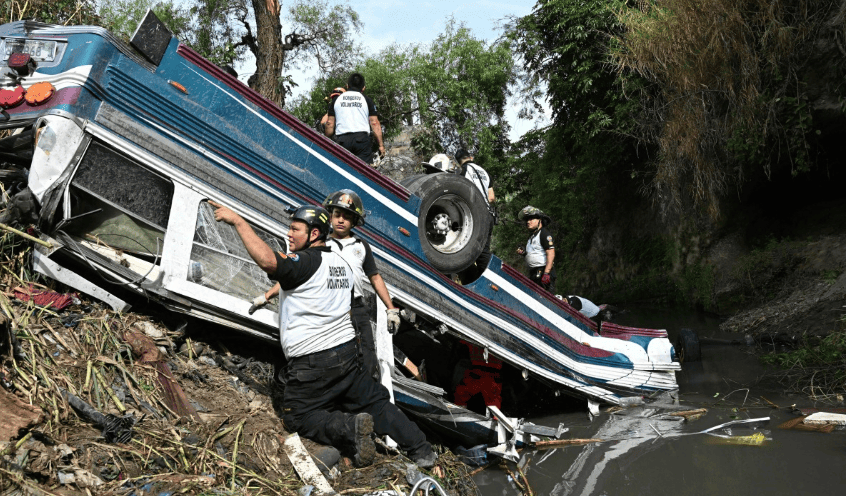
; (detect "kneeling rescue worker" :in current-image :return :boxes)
[210,201,436,469]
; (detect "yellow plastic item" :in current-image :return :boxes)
[709,431,766,446]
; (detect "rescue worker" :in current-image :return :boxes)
[323,189,400,379]
[456,148,495,206]
[249,190,401,380]
[565,295,601,321]
[210,201,436,469]
[516,205,555,291]
[563,295,610,327]
[324,73,385,163]
[456,148,495,280]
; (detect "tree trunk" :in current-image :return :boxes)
[250,0,286,106]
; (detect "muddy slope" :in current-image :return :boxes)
[712,197,846,339]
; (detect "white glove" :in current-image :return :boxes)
[248,294,268,315]
[386,308,401,334]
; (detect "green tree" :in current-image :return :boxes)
[97,0,190,41]
[290,20,515,161]
[610,0,846,220]
[501,0,647,292]
[181,0,362,105]
[1,0,100,25]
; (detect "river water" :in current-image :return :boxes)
[473,307,846,496]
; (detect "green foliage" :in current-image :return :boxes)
[610,0,845,220]
[508,0,641,142]
[287,73,346,127]
[676,262,715,310]
[97,0,190,41]
[182,0,248,67]
[1,0,100,25]
[495,0,655,296]
[822,269,840,284]
[761,324,846,398]
[762,329,846,369]
[289,19,515,158]
[284,0,363,75]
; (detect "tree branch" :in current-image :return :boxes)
[237,12,258,56]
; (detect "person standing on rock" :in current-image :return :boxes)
[210,201,436,469]
[324,73,385,164]
[516,205,556,291]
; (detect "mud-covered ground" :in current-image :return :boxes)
[707,194,846,344]
[717,234,846,343]
[0,281,478,496]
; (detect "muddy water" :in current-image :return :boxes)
[473,307,846,496]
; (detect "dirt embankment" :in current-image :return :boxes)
[711,199,846,341]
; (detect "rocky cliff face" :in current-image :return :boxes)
[373,126,436,184]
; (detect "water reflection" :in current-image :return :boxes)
[473,306,845,496]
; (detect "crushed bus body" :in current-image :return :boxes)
[0,14,680,445]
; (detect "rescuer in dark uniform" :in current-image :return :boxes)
[324,73,385,163]
[210,201,436,468]
[248,190,402,380]
[516,205,556,291]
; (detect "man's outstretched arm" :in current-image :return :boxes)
[210,201,277,274]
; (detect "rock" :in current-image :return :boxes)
[803,412,846,425]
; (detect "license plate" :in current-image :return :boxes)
[2,39,58,63]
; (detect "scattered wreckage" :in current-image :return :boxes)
[0,12,681,456]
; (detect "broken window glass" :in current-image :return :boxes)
[188,201,286,312]
[65,141,170,259]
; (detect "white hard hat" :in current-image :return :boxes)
[426,153,453,173]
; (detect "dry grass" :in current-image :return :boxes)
[0,234,479,495]
[610,0,846,220]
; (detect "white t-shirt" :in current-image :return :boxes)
[330,90,376,135]
[328,237,379,298]
[462,162,491,205]
[570,295,600,318]
[271,248,356,358]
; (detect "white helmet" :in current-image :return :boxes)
[425,153,453,173]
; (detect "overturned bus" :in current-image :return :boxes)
[0,13,681,446]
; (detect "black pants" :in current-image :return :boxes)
[337,132,373,163]
[281,339,431,458]
[529,266,556,292]
[476,224,493,272]
[351,299,379,380]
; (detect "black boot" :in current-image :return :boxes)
[350,413,376,467]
